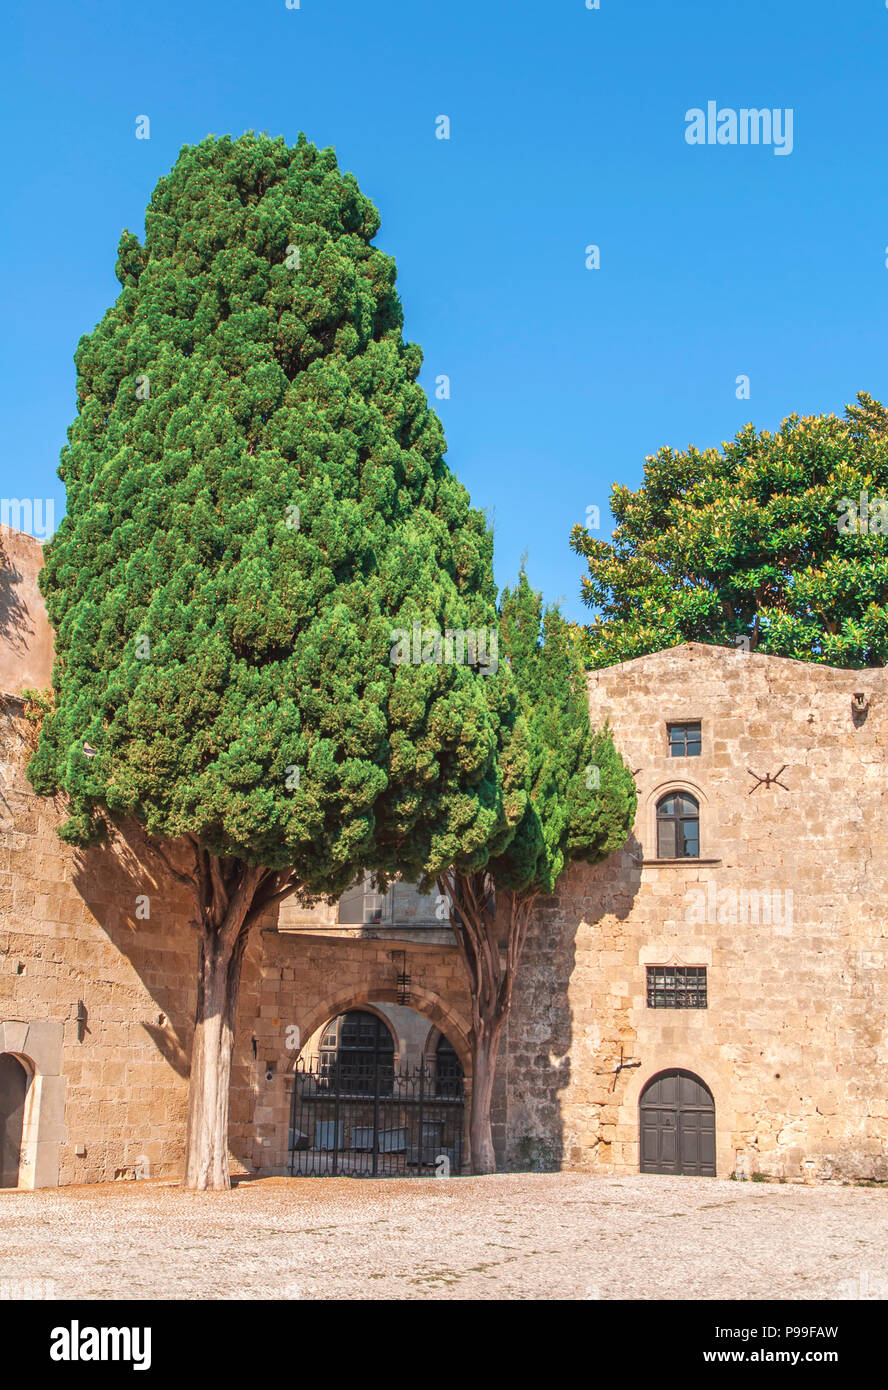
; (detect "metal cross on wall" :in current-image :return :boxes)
[746,765,789,795]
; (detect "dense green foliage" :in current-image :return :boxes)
[30,133,512,893]
[571,393,888,669]
[491,571,636,896]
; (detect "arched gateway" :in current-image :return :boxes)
[289,1008,465,1176]
[639,1068,716,1176]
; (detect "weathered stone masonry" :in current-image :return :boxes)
[2,524,887,1183]
[506,643,888,1180]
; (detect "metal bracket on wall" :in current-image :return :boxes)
[597,1044,642,1091]
[746,765,788,794]
[394,950,411,1005]
[76,999,89,1043]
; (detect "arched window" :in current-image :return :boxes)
[656,792,699,858]
[434,1034,464,1098]
[319,1010,394,1094]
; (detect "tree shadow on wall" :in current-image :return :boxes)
[69,824,201,1081]
[0,545,33,658]
[68,822,285,1180]
[502,832,643,1172]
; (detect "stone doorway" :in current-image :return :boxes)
[0,1053,29,1188]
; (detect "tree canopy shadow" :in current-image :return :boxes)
[0,536,39,658]
[69,824,201,1081]
[502,832,643,1171]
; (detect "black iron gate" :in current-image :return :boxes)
[289,1056,464,1177]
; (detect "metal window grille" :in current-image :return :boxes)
[646,965,707,1009]
[318,1011,395,1095]
[434,1034,463,1098]
[667,722,702,757]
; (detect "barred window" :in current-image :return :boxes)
[668,722,701,757]
[319,1010,395,1094]
[434,1034,464,1098]
[647,965,707,1009]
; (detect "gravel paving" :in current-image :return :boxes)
[0,1172,885,1301]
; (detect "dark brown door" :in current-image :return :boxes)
[639,1069,715,1176]
[0,1053,28,1188]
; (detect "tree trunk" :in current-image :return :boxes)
[468,1016,504,1175]
[439,871,537,1176]
[183,929,244,1190]
[137,838,305,1192]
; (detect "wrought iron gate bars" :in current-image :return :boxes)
[288,1055,464,1177]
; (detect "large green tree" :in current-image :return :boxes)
[438,571,636,1173]
[571,394,888,668]
[29,132,513,1189]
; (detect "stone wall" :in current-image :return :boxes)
[0,697,197,1184]
[4,521,887,1186]
[0,693,476,1183]
[506,643,888,1181]
[0,525,53,695]
[0,528,478,1186]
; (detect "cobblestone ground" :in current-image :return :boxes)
[0,1172,886,1301]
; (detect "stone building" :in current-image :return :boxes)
[1,524,886,1186]
[506,644,888,1182]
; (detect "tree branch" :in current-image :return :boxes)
[132,825,201,905]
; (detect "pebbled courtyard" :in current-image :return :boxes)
[0,1171,885,1301]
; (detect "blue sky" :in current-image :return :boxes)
[3,0,888,620]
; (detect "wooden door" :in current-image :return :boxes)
[640,1069,715,1176]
